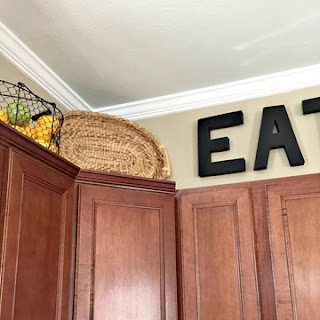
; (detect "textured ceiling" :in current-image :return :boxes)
[1,0,320,109]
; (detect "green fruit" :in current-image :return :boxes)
[7,102,31,126]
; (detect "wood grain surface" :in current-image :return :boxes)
[74,182,178,320]
[0,137,77,320]
[266,178,320,320]
[177,188,260,320]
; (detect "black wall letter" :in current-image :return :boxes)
[198,111,246,177]
[302,97,320,114]
[254,105,304,170]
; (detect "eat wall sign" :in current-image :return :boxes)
[198,97,320,177]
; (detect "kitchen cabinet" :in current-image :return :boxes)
[0,123,79,320]
[177,174,320,320]
[1,121,320,320]
[0,122,178,320]
[74,170,178,320]
[176,187,261,320]
[266,177,320,320]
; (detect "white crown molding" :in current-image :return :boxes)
[96,64,320,120]
[0,21,92,112]
[1,21,320,120]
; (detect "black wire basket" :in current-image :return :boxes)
[0,80,64,154]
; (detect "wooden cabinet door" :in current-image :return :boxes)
[0,151,75,320]
[266,178,320,320]
[177,188,260,320]
[74,183,177,320]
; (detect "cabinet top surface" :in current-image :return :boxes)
[77,169,176,193]
[0,122,80,177]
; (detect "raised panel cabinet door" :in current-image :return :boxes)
[266,178,320,320]
[0,151,75,320]
[74,183,177,320]
[177,188,260,320]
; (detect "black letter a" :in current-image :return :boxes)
[254,106,304,170]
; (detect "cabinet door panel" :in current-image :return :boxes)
[95,202,161,319]
[266,179,320,320]
[75,184,177,320]
[0,151,75,320]
[178,188,260,320]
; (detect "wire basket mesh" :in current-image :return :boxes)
[0,80,63,154]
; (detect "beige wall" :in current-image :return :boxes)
[138,86,320,189]
[0,54,65,111]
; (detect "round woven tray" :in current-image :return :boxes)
[60,111,170,179]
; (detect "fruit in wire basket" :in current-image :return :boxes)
[49,144,58,153]
[34,139,58,153]
[34,124,51,142]
[34,139,49,148]
[0,108,8,124]
[12,124,37,139]
[7,102,31,126]
[38,115,59,133]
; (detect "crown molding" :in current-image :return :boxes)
[0,21,91,111]
[1,21,320,120]
[96,64,320,120]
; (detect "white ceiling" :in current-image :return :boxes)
[1,0,320,119]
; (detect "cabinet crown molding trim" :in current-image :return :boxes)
[77,169,176,193]
[1,22,320,119]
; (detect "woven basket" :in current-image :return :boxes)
[60,111,170,179]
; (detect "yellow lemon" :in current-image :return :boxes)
[28,125,38,140]
[14,125,27,135]
[49,144,58,154]
[35,124,51,142]
[9,124,36,139]
[38,115,59,133]
[0,108,9,124]
[34,139,49,149]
